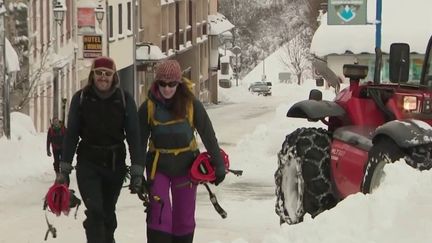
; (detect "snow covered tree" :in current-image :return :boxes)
[218,0,325,79]
[5,0,30,112]
[279,30,311,85]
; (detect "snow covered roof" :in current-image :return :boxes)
[0,1,5,15]
[208,13,234,35]
[160,0,175,6]
[136,44,167,62]
[76,0,96,8]
[310,0,432,56]
[5,38,20,73]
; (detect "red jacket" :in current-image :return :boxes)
[47,126,66,152]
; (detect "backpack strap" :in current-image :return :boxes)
[146,99,196,181]
[80,87,126,111]
[147,99,193,127]
[118,88,126,110]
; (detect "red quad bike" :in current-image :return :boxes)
[275,36,432,225]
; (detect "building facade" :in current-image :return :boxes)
[20,0,234,133]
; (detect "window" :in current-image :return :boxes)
[66,0,71,40]
[39,0,44,53]
[109,6,113,38]
[32,0,37,57]
[46,0,50,45]
[127,2,132,31]
[118,4,123,35]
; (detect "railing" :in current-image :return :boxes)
[186,25,192,43]
[161,35,167,53]
[196,22,201,38]
[202,21,207,35]
[168,32,174,51]
[178,29,184,48]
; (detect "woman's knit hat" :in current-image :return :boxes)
[92,56,116,71]
[155,60,183,82]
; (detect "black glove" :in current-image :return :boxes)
[47,151,52,157]
[59,162,73,175]
[56,162,73,185]
[129,175,143,194]
[55,173,69,185]
[129,165,146,194]
[214,165,226,186]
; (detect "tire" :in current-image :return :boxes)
[404,144,432,171]
[275,128,337,224]
[361,137,405,193]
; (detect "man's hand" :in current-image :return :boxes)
[55,173,69,185]
[59,162,73,175]
[47,151,52,157]
[129,176,143,194]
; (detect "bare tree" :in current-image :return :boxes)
[279,30,311,85]
[5,1,58,112]
[13,47,54,111]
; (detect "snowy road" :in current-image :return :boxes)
[0,89,291,243]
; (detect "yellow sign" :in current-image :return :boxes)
[83,35,102,58]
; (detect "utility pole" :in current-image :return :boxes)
[0,0,10,139]
[373,0,382,84]
[133,0,139,103]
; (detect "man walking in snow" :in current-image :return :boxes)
[46,117,66,174]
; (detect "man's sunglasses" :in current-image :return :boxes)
[94,69,114,77]
[157,81,179,88]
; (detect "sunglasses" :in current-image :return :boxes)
[157,81,179,88]
[94,69,114,77]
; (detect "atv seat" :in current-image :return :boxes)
[333,126,375,151]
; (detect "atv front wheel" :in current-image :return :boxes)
[361,137,406,193]
[275,128,337,224]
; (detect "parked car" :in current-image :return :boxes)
[248,82,272,96]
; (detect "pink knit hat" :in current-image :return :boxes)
[155,60,183,82]
[92,56,116,71]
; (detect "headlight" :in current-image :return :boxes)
[403,96,418,111]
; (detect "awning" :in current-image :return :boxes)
[208,13,234,35]
[136,44,167,62]
[6,38,20,73]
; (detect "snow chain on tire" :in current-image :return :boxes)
[404,144,432,171]
[275,128,336,225]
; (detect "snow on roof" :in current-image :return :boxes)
[5,38,20,73]
[76,0,97,8]
[160,0,175,6]
[208,13,234,35]
[0,1,5,15]
[136,44,167,61]
[310,0,432,56]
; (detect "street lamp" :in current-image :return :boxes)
[52,0,66,118]
[53,1,66,24]
[95,3,105,25]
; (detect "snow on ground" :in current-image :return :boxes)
[2,81,432,243]
[1,47,432,242]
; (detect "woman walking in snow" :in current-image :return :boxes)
[138,59,225,243]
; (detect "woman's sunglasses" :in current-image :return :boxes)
[94,69,114,77]
[157,81,179,88]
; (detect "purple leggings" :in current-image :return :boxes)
[147,172,197,236]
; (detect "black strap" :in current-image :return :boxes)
[204,183,227,219]
[44,213,57,241]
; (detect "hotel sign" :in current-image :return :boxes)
[328,0,367,25]
[83,35,102,58]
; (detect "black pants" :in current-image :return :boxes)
[52,148,62,173]
[76,162,127,243]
